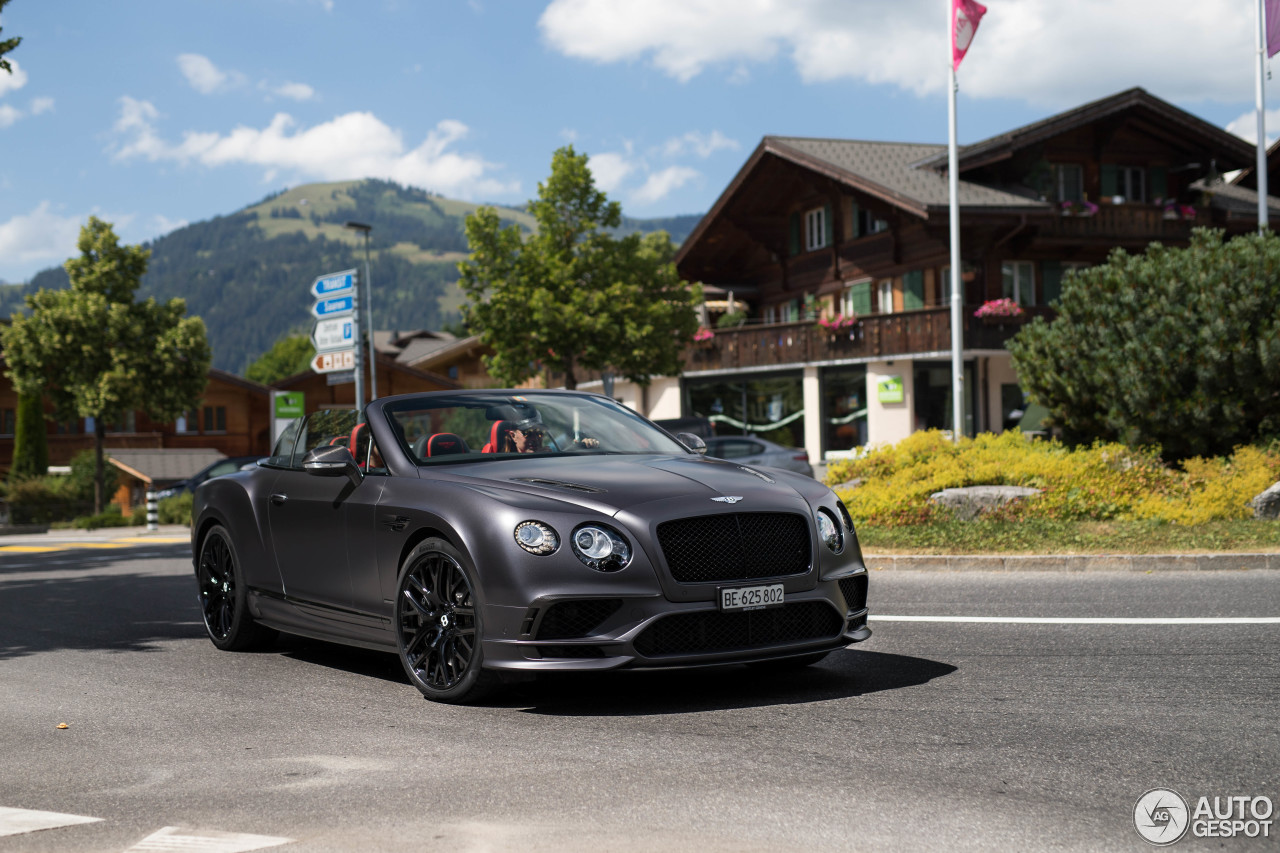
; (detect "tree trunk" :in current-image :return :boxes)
[563,360,577,390]
[94,419,106,515]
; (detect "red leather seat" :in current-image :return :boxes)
[426,432,469,456]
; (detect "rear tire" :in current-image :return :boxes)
[196,524,276,651]
[394,538,499,704]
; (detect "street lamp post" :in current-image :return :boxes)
[344,221,377,403]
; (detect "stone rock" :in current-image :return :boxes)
[1251,481,1280,520]
[929,485,1041,521]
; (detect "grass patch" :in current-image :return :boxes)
[857,518,1280,555]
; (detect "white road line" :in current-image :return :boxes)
[126,827,293,852]
[0,806,103,837]
[873,615,1280,625]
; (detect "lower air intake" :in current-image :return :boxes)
[633,601,843,657]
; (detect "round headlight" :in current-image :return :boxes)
[514,521,559,555]
[816,509,843,553]
[570,524,631,571]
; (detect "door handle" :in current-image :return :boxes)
[270,493,288,505]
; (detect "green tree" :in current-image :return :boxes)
[457,146,701,389]
[8,391,48,481]
[1008,228,1280,460]
[245,333,314,385]
[1,217,211,512]
[0,0,21,75]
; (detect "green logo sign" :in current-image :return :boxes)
[877,376,904,404]
[274,391,304,419]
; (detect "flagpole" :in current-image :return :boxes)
[948,16,965,444]
[1258,0,1269,230]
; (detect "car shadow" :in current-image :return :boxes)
[506,650,957,716]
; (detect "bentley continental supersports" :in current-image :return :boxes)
[192,390,870,703]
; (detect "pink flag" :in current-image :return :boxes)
[952,0,988,70]
[1268,0,1280,57]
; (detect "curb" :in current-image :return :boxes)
[862,553,1280,572]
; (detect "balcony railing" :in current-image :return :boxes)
[687,306,1052,372]
[1038,205,1210,242]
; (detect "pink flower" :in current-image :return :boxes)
[693,327,715,343]
[973,298,1025,318]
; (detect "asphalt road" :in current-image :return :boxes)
[1,545,1277,852]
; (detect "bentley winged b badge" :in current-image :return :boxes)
[711,496,744,504]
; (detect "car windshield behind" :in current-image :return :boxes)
[384,392,688,464]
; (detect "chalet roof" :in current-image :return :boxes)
[766,137,1045,211]
[207,367,272,396]
[107,448,226,484]
[402,334,486,371]
[913,87,1255,172]
[1192,176,1280,217]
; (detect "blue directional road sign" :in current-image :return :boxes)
[311,294,354,318]
[311,269,356,299]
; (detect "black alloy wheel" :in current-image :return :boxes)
[196,524,275,651]
[395,538,497,703]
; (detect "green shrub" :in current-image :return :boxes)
[70,504,132,530]
[158,492,194,526]
[827,430,1280,528]
[716,310,748,329]
[5,476,93,524]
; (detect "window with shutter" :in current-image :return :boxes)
[903,270,924,310]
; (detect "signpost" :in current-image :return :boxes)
[308,269,362,415]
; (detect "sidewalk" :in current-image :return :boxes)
[0,524,190,552]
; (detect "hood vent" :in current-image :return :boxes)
[511,477,605,494]
[737,466,776,484]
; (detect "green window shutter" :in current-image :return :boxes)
[1149,166,1167,200]
[789,212,800,256]
[1042,260,1063,305]
[850,281,871,315]
[1100,164,1118,197]
[824,204,833,247]
[850,200,861,238]
[903,270,924,310]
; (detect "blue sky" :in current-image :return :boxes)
[0,0,1275,283]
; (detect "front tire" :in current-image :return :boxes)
[196,524,276,651]
[395,538,498,704]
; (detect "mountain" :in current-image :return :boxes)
[0,179,703,373]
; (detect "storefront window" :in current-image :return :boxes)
[684,373,805,448]
[822,367,867,453]
[913,362,974,437]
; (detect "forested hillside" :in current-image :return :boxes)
[0,179,701,373]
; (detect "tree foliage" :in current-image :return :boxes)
[9,392,47,480]
[1,217,211,511]
[0,0,20,75]
[1008,228,1280,460]
[457,146,701,389]
[245,333,315,385]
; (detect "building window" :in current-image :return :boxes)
[1002,260,1036,307]
[783,298,801,323]
[0,408,14,436]
[203,405,227,433]
[857,208,888,236]
[1052,164,1084,202]
[447,365,459,380]
[106,411,136,434]
[843,279,871,317]
[804,207,827,252]
[763,305,777,325]
[176,410,198,434]
[1114,166,1145,202]
[878,280,894,314]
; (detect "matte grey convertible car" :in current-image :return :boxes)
[192,390,870,703]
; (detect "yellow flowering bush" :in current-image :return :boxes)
[827,431,1280,528]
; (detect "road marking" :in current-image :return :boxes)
[126,827,293,852]
[0,806,103,837]
[113,537,189,544]
[0,546,60,553]
[873,615,1280,625]
[0,538,188,555]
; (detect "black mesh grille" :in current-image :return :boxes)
[838,575,868,613]
[656,512,811,583]
[537,645,607,658]
[633,601,843,657]
[535,599,623,640]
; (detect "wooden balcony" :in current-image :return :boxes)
[1037,205,1210,243]
[686,306,1052,372]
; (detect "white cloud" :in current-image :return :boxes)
[110,99,519,199]
[1226,108,1280,146]
[177,53,246,94]
[662,130,738,159]
[268,81,316,101]
[587,151,636,192]
[0,103,20,127]
[0,58,27,97]
[633,165,699,204]
[29,96,54,115]
[0,202,85,270]
[540,0,1261,107]
[150,214,189,236]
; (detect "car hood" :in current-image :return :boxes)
[435,453,819,516]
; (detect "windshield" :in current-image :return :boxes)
[383,392,689,464]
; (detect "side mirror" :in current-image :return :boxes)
[303,444,363,486]
[676,432,707,455]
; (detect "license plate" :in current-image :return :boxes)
[719,583,784,612]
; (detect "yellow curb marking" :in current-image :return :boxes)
[113,537,189,544]
[0,546,60,553]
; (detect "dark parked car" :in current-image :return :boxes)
[703,436,814,478]
[155,455,264,501]
[192,390,870,703]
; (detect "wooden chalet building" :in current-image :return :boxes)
[623,87,1280,465]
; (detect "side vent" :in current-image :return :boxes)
[511,477,605,494]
